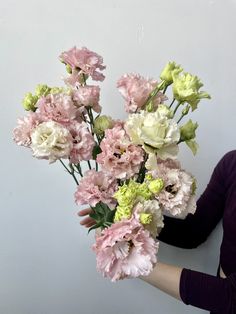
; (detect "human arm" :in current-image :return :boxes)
[140,262,236,313]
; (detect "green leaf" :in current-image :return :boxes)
[186,139,199,155]
[88,222,102,234]
[92,144,102,160]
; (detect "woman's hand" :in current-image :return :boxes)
[77,207,96,228]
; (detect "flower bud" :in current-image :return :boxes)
[94,115,113,135]
[139,212,153,224]
[181,105,190,116]
[22,93,38,111]
[148,178,164,194]
[180,119,198,141]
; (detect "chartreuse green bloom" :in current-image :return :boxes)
[180,119,198,142]
[172,72,211,111]
[114,180,152,222]
[22,93,38,111]
[94,115,113,135]
[35,84,51,98]
[160,62,183,86]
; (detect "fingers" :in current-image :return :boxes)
[78,208,93,216]
[80,217,94,226]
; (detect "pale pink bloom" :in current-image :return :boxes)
[13,112,42,147]
[36,93,78,126]
[74,169,118,208]
[96,125,144,179]
[150,160,196,219]
[68,121,95,163]
[60,46,106,81]
[73,85,101,113]
[92,218,158,282]
[117,73,167,113]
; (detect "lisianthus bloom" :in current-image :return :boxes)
[160,61,183,86]
[68,121,95,163]
[145,154,181,171]
[114,180,152,222]
[133,200,164,238]
[125,108,180,159]
[74,169,118,208]
[31,121,73,163]
[96,125,144,179]
[117,73,167,113]
[72,85,101,113]
[36,93,78,126]
[60,46,106,82]
[13,112,42,147]
[172,72,211,111]
[92,218,158,282]
[150,160,196,219]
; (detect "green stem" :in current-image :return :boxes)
[75,163,83,177]
[87,160,92,170]
[169,98,175,108]
[95,161,98,171]
[143,81,165,109]
[59,159,79,185]
[177,114,185,124]
[173,102,182,116]
[163,85,168,94]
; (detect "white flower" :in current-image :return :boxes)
[133,199,164,238]
[125,109,180,159]
[31,121,73,163]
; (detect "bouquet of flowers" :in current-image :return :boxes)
[13,46,210,282]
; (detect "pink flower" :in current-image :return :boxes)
[150,160,196,219]
[36,93,79,126]
[92,219,158,282]
[73,85,101,113]
[60,46,106,81]
[96,125,144,179]
[13,112,42,147]
[74,169,118,208]
[68,121,95,163]
[117,73,167,113]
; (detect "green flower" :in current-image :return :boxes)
[139,212,153,224]
[113,180,152,222]
[94,115,113,135]
[172,72,211,111]
[22,92,38,111]
[186,139,199,155]
[148,178,164,194]
[180,119,198,142]
[160,61,183,86]
[50,86,65,94]
[114,205,132,222]
[35,84,51,98]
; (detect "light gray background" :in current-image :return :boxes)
[1,0,236,313]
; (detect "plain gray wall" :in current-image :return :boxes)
[1,0,236,313]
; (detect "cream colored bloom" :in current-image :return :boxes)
[31,121,73,163]
[125,109,180,159]
[133,200,164,238]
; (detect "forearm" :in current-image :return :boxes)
[140,262,182,301]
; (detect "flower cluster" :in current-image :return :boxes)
[13,48,210,282]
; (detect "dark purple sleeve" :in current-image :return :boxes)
[180,268,236,313]
[157,153,227,248]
